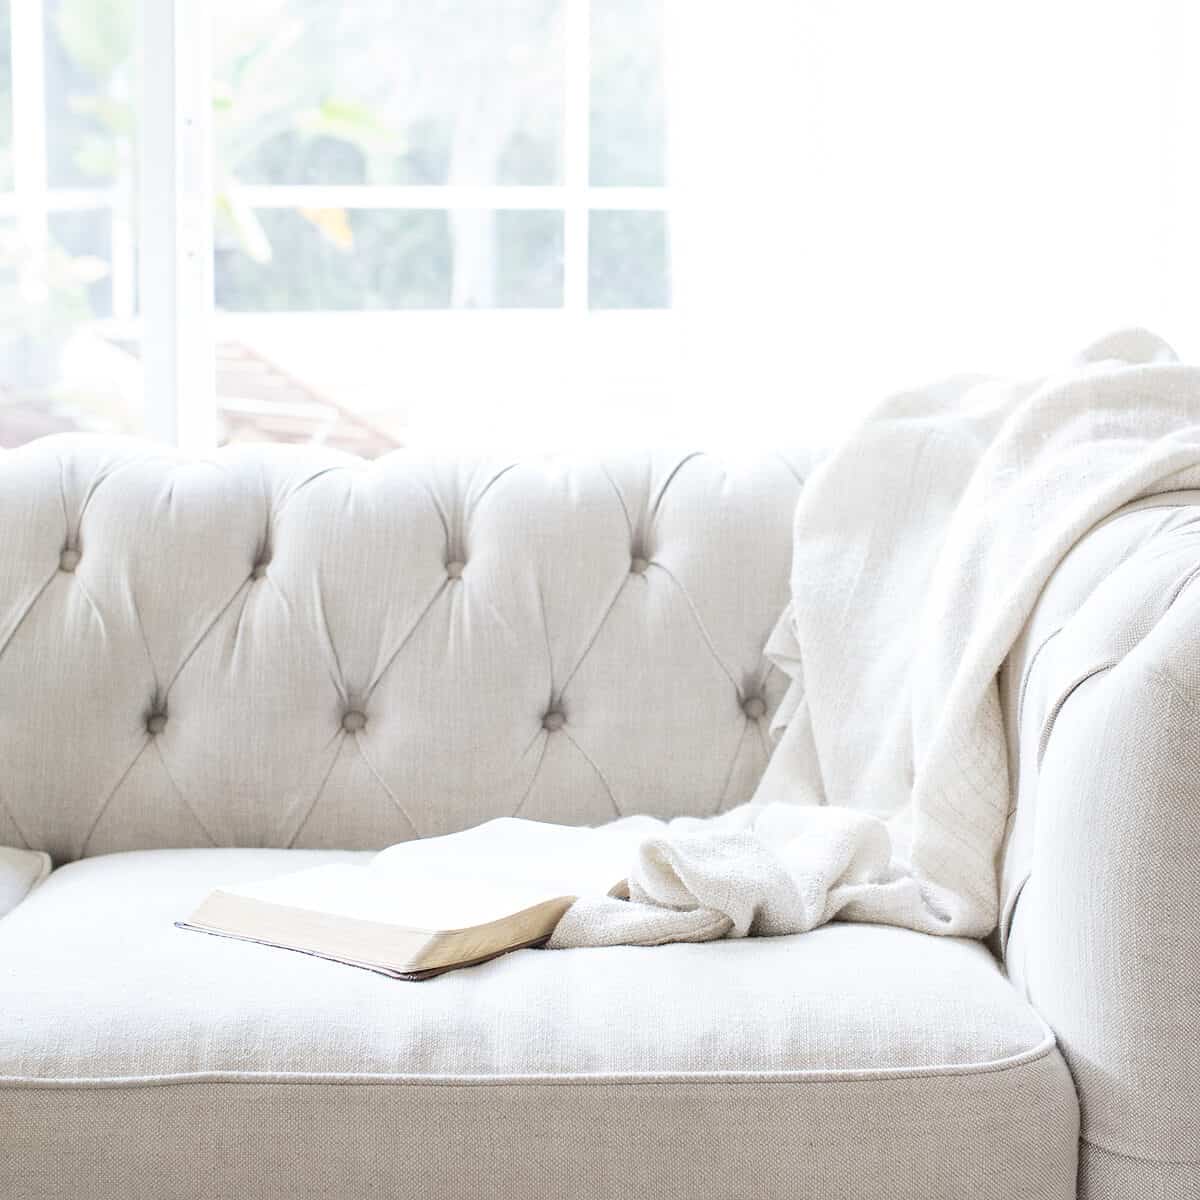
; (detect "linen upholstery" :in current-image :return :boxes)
[0,848,1079,1200]
[0,436,808,862]
[15,433,1191,1198]
[0,846,49,916]
[1002,491,1200,1199]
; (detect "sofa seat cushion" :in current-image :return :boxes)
[0,849,1079,1200]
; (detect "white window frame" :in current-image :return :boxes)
[5,0,670,450]
[140,0,216,449]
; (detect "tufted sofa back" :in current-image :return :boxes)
[0,436,808,863]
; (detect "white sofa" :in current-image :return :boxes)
[0,436,1194,1200]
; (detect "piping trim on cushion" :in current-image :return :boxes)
[0,1032,1060,1090]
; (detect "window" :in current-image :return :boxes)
[213,1,668,312]
[3,2,1197,454]
[207,0,670,452]
[1,0,673,453]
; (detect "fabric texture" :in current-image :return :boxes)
[553,328,1200,950]
[999,489,1200,1198]
[549,804,906,946]
[0,847,1078,1200]
[0,846,50,917]
[0,444,810,862]
[7,355,1200,1196]
[1078,1142,1200,1200]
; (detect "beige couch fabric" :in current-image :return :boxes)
[0,438,808,862]
[1002,491,1200,1200]
[0,846,50,916]
[0,849,1078,1199]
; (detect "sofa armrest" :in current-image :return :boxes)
[0,846,51,918]
[999,493,1200,1197]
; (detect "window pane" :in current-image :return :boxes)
[0,211,142,445]
[214,208,562,311]
[589,210,669,309]
[495,209,562,307]
[48,207,110,316]
[590,0,665,186]
[214,0,564,187]
[217,209,452,311]
[45,0,136,188]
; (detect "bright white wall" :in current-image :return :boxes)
[665,0,1200,442]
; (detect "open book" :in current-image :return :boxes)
[178,819,640,979]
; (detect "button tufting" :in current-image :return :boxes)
[146,713,167,735]
[342,709,367,733]
[630,556,649,575]
[59,547,80,573]
[542,710,566,732]
[251,563,268,580]
[445,560,465,580]
[743,696,767,720]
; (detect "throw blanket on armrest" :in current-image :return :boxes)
[550,328,1200,949]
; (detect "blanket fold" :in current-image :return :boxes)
[550,328,1200,950]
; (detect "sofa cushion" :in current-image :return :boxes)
[0,848,1078,1200]
[0,442,810,862]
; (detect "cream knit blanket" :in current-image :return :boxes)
[551,329,1200,948]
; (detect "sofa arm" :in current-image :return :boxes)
[0,847,50,918]
[1000,492,1200,1197]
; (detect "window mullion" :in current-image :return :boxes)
[139,0,215,450]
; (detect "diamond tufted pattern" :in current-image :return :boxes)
[0,435,810,863]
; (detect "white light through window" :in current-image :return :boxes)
[1,1,1197,454]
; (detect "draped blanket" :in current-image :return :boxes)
[550,329,1200,948]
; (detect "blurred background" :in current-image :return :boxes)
[1,0,1197,454]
